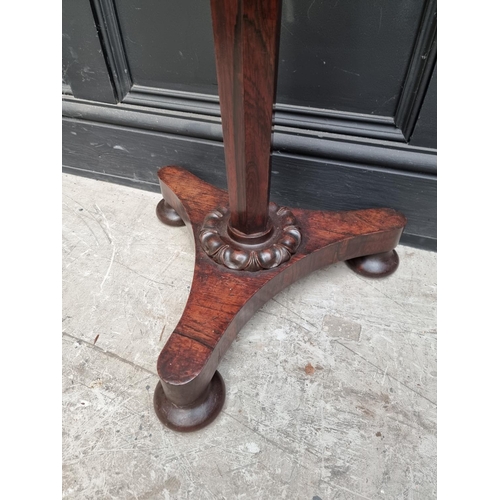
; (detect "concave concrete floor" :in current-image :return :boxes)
[62,173,437,500]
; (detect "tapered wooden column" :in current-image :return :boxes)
[210,0,282,237]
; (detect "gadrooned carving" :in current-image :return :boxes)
[199,203,302,272]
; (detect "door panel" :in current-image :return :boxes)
[62,0,117,103]
[113,0,427,117]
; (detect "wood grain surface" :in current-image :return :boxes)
[154,166,405,428]
[211,0,282,235]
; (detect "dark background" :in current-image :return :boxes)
[62,0,436,250]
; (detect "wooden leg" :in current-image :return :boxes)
[345,250,400,278]
[153,166,406,431]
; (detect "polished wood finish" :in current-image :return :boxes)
[345,250,400,278]
[153,0,406,431]
[201,0,302,271]
[156,199,185,227]
[154,166,406,431]
[199,203,301,271]
[210,0,282,236]
[154,371,225,432]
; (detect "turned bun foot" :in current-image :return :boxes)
[156,199,185,227]
[345,249,400,278]
[153,371,225,432]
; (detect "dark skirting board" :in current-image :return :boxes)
[62,117,436,251]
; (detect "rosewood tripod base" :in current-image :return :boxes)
[154,166,406,432]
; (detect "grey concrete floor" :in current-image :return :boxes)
[62,173,437,500]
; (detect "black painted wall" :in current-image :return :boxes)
[62,0,437,250]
